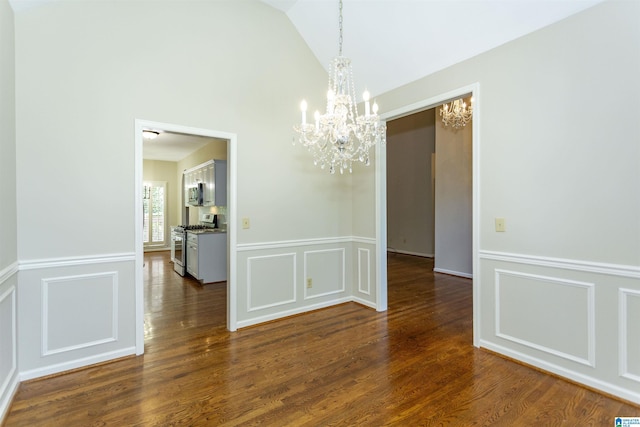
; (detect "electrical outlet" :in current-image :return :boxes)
[242,217,250,229]
[306,278,312,288]
[495,217,506,232]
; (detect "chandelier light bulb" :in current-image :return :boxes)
[363,90,371,116]
[300,100,307,125]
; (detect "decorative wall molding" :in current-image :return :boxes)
[358,248,371,295]
[0,262,18,286]
[480,250,640,278]
[41,272,119,356]
[619,287,640,383]
[20,253,135,270]
[246,253,296,312]
[494,269,595,367]
[303,248,346,300]
[0,285,17,421]
[238,236,375,252]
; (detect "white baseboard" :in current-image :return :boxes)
[0,374,19,424]
[351,296,377,309]
[143,247,170,253]
[479,340,640,405]
[236,297,353,329]
[387,249,434,258]
[19,347,137,382]
[433,267,473,279]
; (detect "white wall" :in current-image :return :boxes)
[434,107,472,277]
[13,0,375,379]
[0,0,18,420]
[386,109,436,258]
[376,0,640,403]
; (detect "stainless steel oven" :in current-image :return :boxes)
[171,227,186,276]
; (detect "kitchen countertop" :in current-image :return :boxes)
[187,229,227,235]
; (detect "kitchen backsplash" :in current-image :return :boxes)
[188,205,227,227]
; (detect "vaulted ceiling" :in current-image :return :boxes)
[262,0,605,97]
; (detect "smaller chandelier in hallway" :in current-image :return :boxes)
[440,98,473,129]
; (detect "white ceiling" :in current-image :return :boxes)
[262,0,605,97]
[143,131,223,162]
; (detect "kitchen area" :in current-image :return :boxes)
[171,159,227,284]
[143,131,228,285]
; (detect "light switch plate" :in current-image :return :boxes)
[495,217,506,232]
[242,217,250,229]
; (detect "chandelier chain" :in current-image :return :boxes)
[338,0,343,56]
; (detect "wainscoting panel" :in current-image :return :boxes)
[480,250,640,404]
[357,248,371,296]
[495,269,594,366]
[619,288,640,383]
[247,253,296,312]
[18,255,136,381]
[0,266,18,423]
[352,239,377,308]
[236,237,375,328]
[304,248,345,300]
[42,272,118,356]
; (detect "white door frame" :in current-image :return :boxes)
[376,82,481,347]
[134,119,238,354]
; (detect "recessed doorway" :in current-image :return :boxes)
[134,119,238,355]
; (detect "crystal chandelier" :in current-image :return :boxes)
[293,0,386,174]
[440,98,473,129]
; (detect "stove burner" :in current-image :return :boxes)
[175,224,211,231]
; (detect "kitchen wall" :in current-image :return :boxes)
[13,0,368,382]
[0,0,18,420]
[375,0,640,403]
[386,109,436,257]
[434,103,472,277]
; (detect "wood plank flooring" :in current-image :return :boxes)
[4,252,638,426]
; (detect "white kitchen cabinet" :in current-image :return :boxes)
[185,231,227,283]
[204,160,226,207]
[184,159,227,207]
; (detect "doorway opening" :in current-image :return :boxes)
[134,119,238,355]
[376,83,480,346]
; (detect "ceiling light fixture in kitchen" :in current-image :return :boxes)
[293,0,386,174]
[142,130,160,140]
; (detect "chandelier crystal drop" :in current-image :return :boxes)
[293,0,386,175]
[440,98,473,129]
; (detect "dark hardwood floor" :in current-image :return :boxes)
[4,251,638,426]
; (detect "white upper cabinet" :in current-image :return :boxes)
[184,159,227,207]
